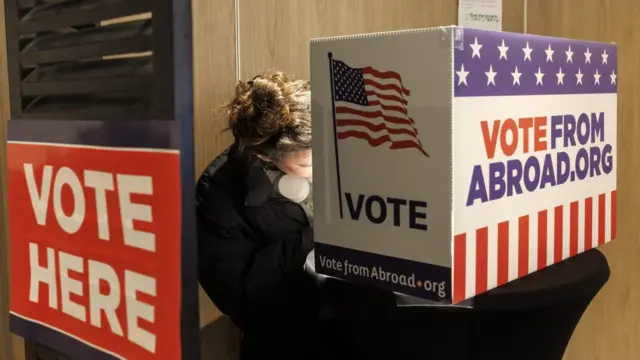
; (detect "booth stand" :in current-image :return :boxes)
[309,249,609,360]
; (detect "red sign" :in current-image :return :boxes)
[7,142,182,360]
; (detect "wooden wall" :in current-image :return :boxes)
[239,0,523,79]
[1,0,639,359]
[191,0,241,358]
[528,1,640,359]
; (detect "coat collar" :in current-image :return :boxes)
[244,160,274,206]
[242,152,279,207]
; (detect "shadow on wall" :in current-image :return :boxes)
[200,315,241,360]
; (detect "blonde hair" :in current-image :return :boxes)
[223,70,311,160]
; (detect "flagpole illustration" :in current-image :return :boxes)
[328,52,344,219]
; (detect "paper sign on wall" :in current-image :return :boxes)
[459,0,503,31]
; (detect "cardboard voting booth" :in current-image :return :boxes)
[310,27,617,304]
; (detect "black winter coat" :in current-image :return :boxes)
[195,146,317,333]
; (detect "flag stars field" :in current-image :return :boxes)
[601,49,609,64]
[594,69,601,85]
[556,67,565,85]
[454,30,617,96]
[545,44,554,62]
[535,67,545,85]
[511,66,522,85]
[498,39,509,60]
[610,69,617,84]
[470,36,482,59]
[585,47,592,63]
[565,45,574,63]
[485,65,497,86]
[576,68,584,85]
[523,41,533,61]
[457,63,470,86]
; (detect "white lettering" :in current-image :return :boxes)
[52,167,85,234]
[24,166,158,252]
[58,251,86,322]
[84,170,115,241]
[88,260,124,336]
[117,175,155,252]
[24,164,53,226]
[28,242,58,309]
[28,245,158,350]
[125,270,157,353]
[318,255,343,272]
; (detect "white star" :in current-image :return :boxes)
[601,49,609,64]
[523,41,533,61]
[498,39,509,60]
[576,68,584,85]
[534,67,545,85]
[584,48,592,63]
[511,66,522,85]
[485,64,497,86]
[594,69,601,85]
[470,37,483,59]
[545,44,554,62]
[565,45,574,63]
[456,63,470,86]
[556,67,565,85]
[610,69,617,85]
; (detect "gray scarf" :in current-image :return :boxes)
[264,168,314,227]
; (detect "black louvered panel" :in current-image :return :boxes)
[22,57,151,96]
[21,20,152,66]
[19,0,152,34]
[23,92,150,120]
[4,0,173,120]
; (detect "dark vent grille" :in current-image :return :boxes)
[4,0,175,120]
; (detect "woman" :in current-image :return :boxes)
[196,71,322,359]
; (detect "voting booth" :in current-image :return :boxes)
[310,27,617,304]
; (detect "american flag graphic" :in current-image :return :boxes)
[453,190,617,303]
[330,58,429,157]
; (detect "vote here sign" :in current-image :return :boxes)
[7,140,182,360]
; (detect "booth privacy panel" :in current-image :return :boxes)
[310,26,617,304]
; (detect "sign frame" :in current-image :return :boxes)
[3,0,201,359]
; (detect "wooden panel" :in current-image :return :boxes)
[239,0,524,79]
[191,0,240,359]
[191,0,234,321]
[502,0,525,33]
[193,0,237,176]
[527,1,640,359]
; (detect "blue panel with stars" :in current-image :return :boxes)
[453,28,617,97]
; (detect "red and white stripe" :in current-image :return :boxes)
[452,190,617,304]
